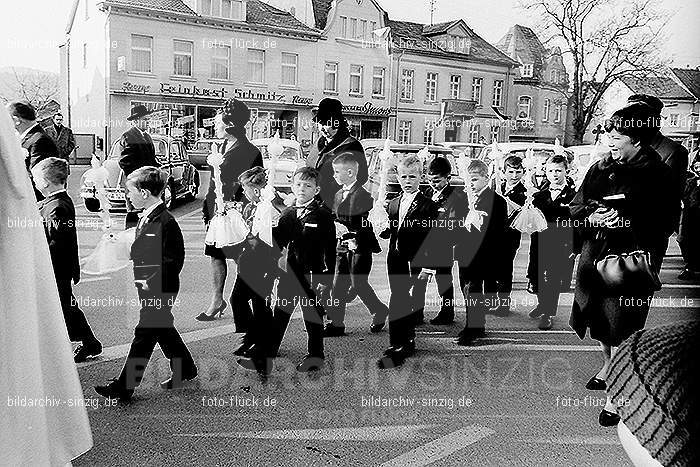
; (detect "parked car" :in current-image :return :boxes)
[438,142,485,159]
[187,138,220,169]
[80,135,200,212]
[251,137,305,193]
[366,144,462,202]
[360,138,398,161]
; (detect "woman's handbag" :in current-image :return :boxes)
[596,249,662,293]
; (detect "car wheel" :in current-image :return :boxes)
[163,181,175,209]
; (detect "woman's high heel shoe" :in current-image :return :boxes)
[195,301,227,321]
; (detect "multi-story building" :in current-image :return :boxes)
[591,67,700,152]
[385,19,519,144]
[276,0,393,140]
[496,24,569,143]
[62,0,321,150]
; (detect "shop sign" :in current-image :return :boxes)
[176,115,195,125]
[120,81,314,107]
[342,102,392,117]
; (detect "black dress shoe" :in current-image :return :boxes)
[528,306,543,319]
[94,380,132,402]
[370,322,385,333]
[233,342,254,357]
[456,329,485,346]
[430,314,454,325]
[376,353,406,369]
[296,355,324,372]
[323,324,346,337]
[237,357,273,376]
[160,371,198,390]
[599,409,620,427]
[74,340,103,363]
[537,315,553,330]
[585,376,607,391]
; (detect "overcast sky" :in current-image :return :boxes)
[0,0,697,72]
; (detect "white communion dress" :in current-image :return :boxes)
[0,108,93,465]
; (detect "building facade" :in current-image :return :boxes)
[63,0,321,151]
[385,19,518,145]
[590,68,700,152]
[496,25,569,144]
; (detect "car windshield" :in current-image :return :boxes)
[258,145,299,161]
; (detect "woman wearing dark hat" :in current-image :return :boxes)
[117,104,157,228]
[311,97,368,209]
[569,103,680,426]
[196,98,264,323]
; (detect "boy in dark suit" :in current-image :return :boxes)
[423,157,468,325]
[377,155,439,369]
[32,158,102,363]
[95,167,196,401]
[231,167,285,357]
[529,155,577,330]
[497,155,527,309]
[455,160,507,345]
[324,152,388,336]
[238,167,336,375]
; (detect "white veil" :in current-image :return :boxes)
[0,107,93,465]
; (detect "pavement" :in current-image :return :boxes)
[62,167,699,466]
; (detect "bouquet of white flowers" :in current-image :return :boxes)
[368,139,394,235]
[510,147,547,234]
[204,143,248,247]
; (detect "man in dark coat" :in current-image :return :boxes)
[117,105,158,228]
[7,102,59,200]
[310,98,368,209]
[45,113,77,163]
[627,94,688,230]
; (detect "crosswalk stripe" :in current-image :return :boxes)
[176,425,436,441]
[515,436,619,445]
[380,426,495,467]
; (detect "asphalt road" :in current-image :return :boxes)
[63,167,698,466]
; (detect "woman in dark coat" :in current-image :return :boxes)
[569,103,679,427]
[196,99,264,323]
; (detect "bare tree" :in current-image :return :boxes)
[0,67,60,115]
[520,0,670,144]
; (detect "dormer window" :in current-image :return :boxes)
[199,0,245,21]
[521,64,533,78]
